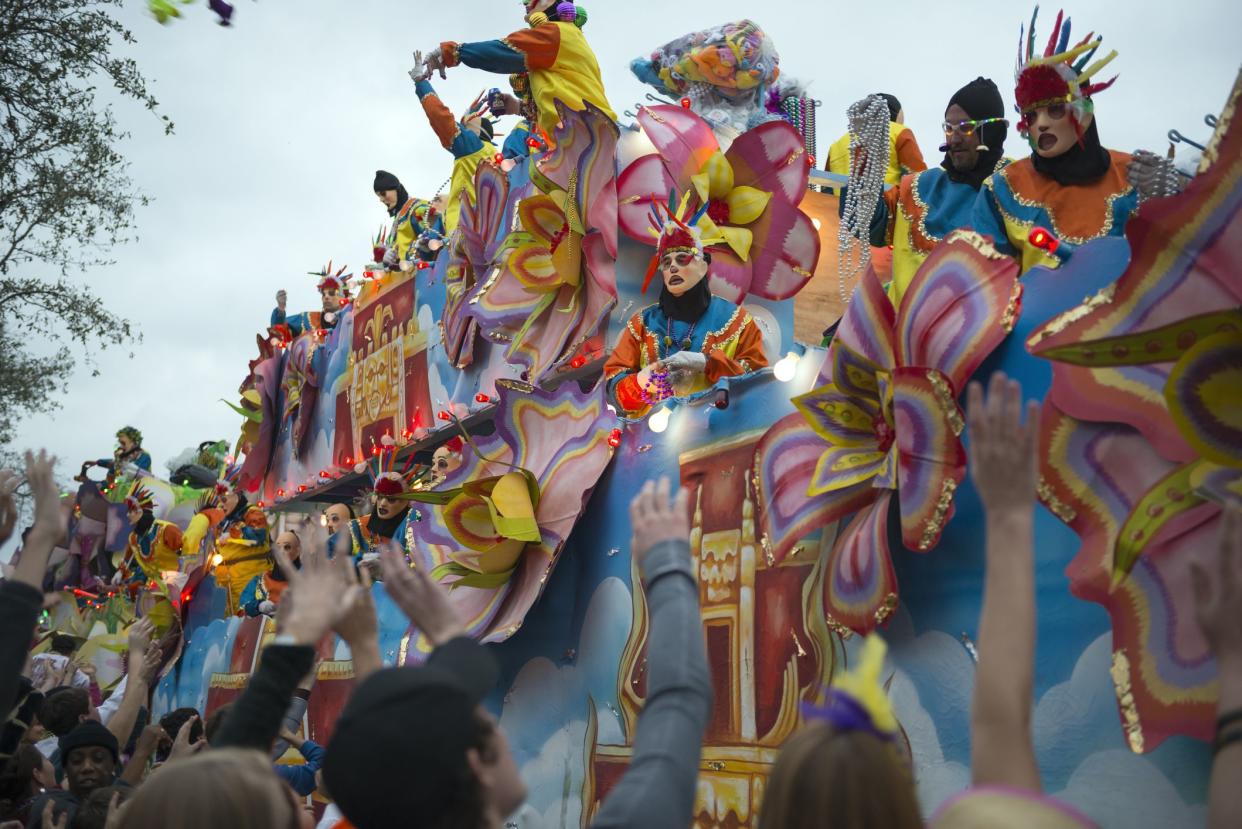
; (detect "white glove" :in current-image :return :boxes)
[110,570,125,585]
[660,351,707,375]
[399,259,414,273]
[382,246,399,268]
[258,600,276,616]
[322,311,337,326]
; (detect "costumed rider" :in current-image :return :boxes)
[272,263,352,339]
[182,469,272,615]
[112,482,189,592]
[346,440,414,568]
[407,65,499,236]
[416,0,616,139]
[870,78,1010,304]
[374,171,438,271]
[429,437,465,488]
[972,8,1137,273]
[240,530,299,617]
[604,199,768,418]
[827,93,927,187]
[81,426,152,483]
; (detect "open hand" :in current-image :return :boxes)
[628,477,690,572]
[332,550,378,647]
[275,529,356,645]
[966,372,1040,518]
[26,450,65,545]
[409,50,425,83]
[168,715,206,760]
[127,617,155,660]
[41,800,67,829]
[0,469,19,548]
[380,541,465,646]
[276,289,287,309]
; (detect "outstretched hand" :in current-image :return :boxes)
[409,50,425,83]
[380,541,465,646]
[0,469,19,548]
[274,529,359,645]
[966,372,1041,518]
[628,477,690,572]
[1192,510,1242,670]
[26,450,65,544]
[168,715,206,761]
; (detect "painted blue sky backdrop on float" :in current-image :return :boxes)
[7,0,1240,528]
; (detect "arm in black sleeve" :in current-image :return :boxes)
[214,644,314,751]
[0,580,44,718]
[590,539,712,829]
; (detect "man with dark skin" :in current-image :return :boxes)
[26,721,121,828]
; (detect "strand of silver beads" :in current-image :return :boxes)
[837,95,891,305]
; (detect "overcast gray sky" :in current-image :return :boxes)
[10,0,1240,493]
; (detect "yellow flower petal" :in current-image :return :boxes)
[725,186,771,226]
[719,225,754,261]
[702,151,735,199]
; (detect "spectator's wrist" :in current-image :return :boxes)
[639,539,694,587]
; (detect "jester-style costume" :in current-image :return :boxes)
[873,78,1011,303]
[436,2,616,137]
[122,520,185,584]
[344,457,415,560]
[270,264,351,337]
[183,500,272,615]
[604,201,767,417]
[239,570,288,617]
[972,9,1136,273]
[415,80,499,235]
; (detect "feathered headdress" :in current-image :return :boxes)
[1014,7,1118,133]
[461,93,501,141]
[354,435,419,496]
[123,481,155,514]
[310,261,352,294]
[641,190,726,293]
[802,635,899,742]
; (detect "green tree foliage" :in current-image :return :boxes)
[0,0,171,445]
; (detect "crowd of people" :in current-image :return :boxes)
[1,376,1239,828]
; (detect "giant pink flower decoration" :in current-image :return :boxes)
[617,104,819,302]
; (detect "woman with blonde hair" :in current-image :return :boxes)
[757,636,923,829]
[117,749,310,829]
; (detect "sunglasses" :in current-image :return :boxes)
[660,252,698,268]
[1020,102,1069,127]
[941,117,1007,137]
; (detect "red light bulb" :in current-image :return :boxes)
[527,137,541,149]
[437,410,451,421]
[494,153,504,164]
[276,489,285,498]
[680,97,691,109]
[475,393,490,403]
[607,428,622,448]
[298,485,307,493]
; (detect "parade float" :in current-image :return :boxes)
[37,10,1240,826]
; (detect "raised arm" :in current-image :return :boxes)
[591,477,712,829]
[1192,510,1242,829]
[966,372,1043,791]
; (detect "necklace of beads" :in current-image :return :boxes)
[661,316,698,359]
[837,95,891,305]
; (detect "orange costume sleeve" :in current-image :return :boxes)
[498,26,560,70]
[159,524,184,552]
[895,128,928,175]
[419,86,460,150]
[441,24,560,72]
[704,317,768,384]
[604,315,656,417]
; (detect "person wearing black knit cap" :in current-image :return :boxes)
[373,169,430,273]
[26,721,121,828]
[868,77,1010,304]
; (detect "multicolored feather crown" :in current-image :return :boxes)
[355,435,418,496]
[310,261,352,294]
[1014,7,1118,130]
[123,482,155,514]
[802,635,898,741]
[641,191,726,293]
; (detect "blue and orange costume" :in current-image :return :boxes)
[239,570,288,617]
[435,4,616,138]
[183,501,272,615]
[604,204,766,417]
[972,10,1136,273]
